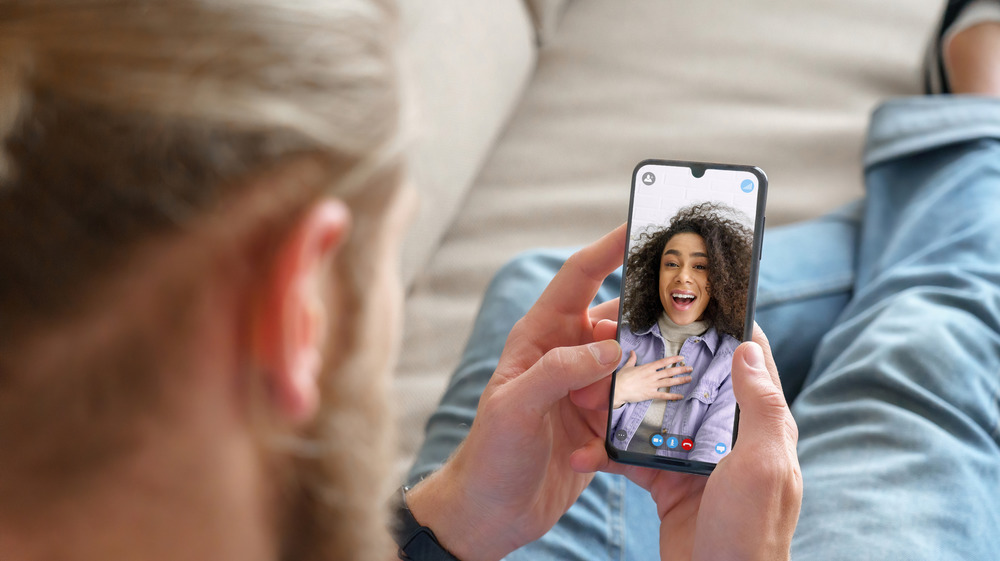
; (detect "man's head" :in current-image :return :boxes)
[0,2,408,559]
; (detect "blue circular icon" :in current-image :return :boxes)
[715,442,727,454]
[665,436,679,449]
[740,179,755,193]
[650,434,664,447]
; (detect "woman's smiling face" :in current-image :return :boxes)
[659,232,711,325]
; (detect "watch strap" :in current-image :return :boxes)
[392,485,461,561]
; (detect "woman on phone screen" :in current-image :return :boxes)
[610,202,753,462]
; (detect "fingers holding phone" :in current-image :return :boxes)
[691,334,802,561]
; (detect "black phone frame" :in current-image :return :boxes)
[605,158,768,476]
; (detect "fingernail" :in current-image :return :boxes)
[590,340,621,365]
[743,342,766,370]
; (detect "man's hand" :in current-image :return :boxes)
[571,326,803,561]
[405,225,629,561]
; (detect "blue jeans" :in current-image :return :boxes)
[408,96,1000,560]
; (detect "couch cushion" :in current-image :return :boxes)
[522,0,571,44]
[398,0,536,286]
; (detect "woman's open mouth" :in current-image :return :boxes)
[670,291,697,311]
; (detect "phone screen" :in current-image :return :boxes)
[606,160,767,475]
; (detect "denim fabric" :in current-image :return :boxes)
[791,96,1000,560]
[408,96,1000,560]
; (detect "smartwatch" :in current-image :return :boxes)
[391,485,461,561]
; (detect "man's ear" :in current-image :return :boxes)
[253,200,350,426]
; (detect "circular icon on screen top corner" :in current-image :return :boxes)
[715,442,727,455]
[680,438,695,451]
[650,434,664,447]
[641,172,655,186]
[665,436,679,449]
[615,429,628,441]
[740,179,755,193]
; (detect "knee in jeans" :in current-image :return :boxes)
[864,288,1000,394]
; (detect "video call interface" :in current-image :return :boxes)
[608,164,760,464]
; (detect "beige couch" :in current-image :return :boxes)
[393,0,942,478]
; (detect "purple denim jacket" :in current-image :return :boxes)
[609,322,738,463]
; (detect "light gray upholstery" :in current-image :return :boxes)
[394,0,941,476]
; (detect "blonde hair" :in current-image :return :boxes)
[0,1,403,558]
[0,0,401,163]
[0,0,404,317]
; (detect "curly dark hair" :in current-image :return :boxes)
[622,202,753,340]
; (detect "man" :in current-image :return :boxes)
[0,2,800,561]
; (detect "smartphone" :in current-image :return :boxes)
[606,159,767,476]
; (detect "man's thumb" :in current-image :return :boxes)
[732,342,793,441]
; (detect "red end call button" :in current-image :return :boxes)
[680,438,694,451]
